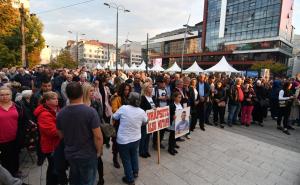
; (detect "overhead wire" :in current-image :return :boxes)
[36,0,98,14]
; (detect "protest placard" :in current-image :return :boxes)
[146,106,170,134]
[175,107,190,138]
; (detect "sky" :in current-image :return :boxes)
[30,0,300,49]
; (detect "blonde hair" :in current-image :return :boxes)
[40,91,58,104]
[141,82,152,96]
[82,83,93,106]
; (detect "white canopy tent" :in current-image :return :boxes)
[205,56,240,73]
[184,61,204,74]
[110,64,122,71]
[136,61,146,71]
[129,63,138,71]
[149,64,165,71]
[165,62,181,73]
[123,63,130,71]
[95,63,103,70]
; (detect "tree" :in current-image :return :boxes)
[0,0,19,38]
[250,60,288,75]
[0,43,18,68]
[50,50,77,69]
[0,0,45,68]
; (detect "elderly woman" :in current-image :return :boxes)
[0,86,23,177]
[113,92,148,185]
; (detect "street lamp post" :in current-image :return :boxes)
[68,31,85,66]
[104,2,130,71]
[181,14,194,73]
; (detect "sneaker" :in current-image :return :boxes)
[283,129,290,135]
[185,135,191,139]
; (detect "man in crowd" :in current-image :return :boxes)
[133,73,142,94]
[57,82,103,185]
[13,68,32,89]
[196,73,210,131]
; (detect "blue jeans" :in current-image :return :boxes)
[227,103,241,125]
[68,158,97,185]
[139,126,150,155]
[118,140,140,182]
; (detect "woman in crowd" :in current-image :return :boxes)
[189,78,199,131]
[241,79,256,127]
[17,90,37,152]
[82,83,105,185]
[277,81,295,135]
[253,80,268,126]
[111,83,132,168]
[34,92,60,185]
[97,74,112,123]
[270,80,282,120]
[0,86,23,177]
[112,92,148,185]
[168,91,183,155]
[212,81,226,128]
[139,82,155,158]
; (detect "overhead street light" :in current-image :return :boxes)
[104,2,130,71]
[181,14,194,73]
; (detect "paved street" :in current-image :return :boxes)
[20,116,300,185]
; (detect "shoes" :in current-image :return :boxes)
[287,126,295,130]
[160,144,166,149]
[220,124,224,129]
[97,179,105,185]
[146,152,151,157]
[173,149,178,153]
[213,122,218,126]
[283,129,290,135]
[133,173,139,178]
[185,135,191,139]
[228,124,232,127]
[200,127,205,131]
[277,126,283,131]
[139,154,148,158]
[122,177,135,185]
[113,156,121,169]
[168,149,176,156]
[175,144,180,149]
[176,137,185,142]
[258,122,264,127]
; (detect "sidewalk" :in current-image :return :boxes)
[20,118,300,185]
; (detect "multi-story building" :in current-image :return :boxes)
[120,42,142,66]
[40,45,51,65]
[144,0,294,70]
[66,40,116,69]
[293,34,300,55]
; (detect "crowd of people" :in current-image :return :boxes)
[0,66,299,185]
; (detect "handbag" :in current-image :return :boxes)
[218,101,226,107]
[278,100,286,108]
[100,123,116,138]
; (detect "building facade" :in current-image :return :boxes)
[120,42,142,66]
[144,0,294,70]
[66,40,116,69]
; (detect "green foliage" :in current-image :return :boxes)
[0,1,45,68]
[250,60,288,75]
[50,50,77,69]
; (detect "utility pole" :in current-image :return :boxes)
[181,14,191,73]
[116,9,119,71]
[20,3,26,67]
[146,33,149,73]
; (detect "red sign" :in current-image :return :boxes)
[146,106,170,134]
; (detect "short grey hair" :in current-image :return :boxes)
[128,92,141,107]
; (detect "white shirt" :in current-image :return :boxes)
[278,90,291,100]
[193,88,198,100]
[145,96,156,108]
[175,103,183,111]
[113,105,148,144]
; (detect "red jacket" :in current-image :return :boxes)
[34,105,60,154]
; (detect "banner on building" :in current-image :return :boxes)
[146,106,170,134]
[175,107,190,138]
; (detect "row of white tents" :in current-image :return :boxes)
[96,56,240,73]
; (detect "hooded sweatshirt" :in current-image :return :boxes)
[34,105,60,153]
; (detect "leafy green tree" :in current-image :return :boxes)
[50,50,77,69]
[250,60,288,75]
[0,43,18,68]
